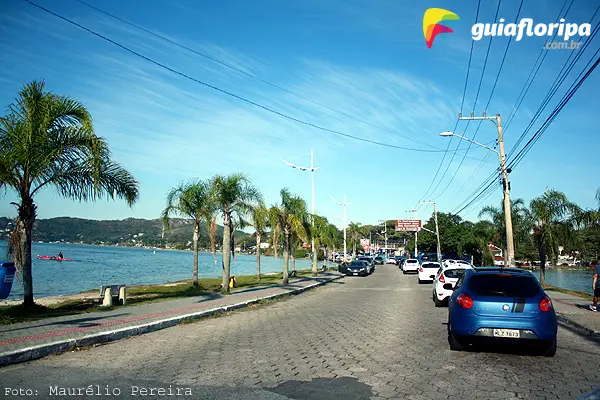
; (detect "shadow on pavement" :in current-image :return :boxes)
[0,313,131,333]
[267,376,374,400]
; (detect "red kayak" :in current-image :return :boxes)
[37,255,73,261]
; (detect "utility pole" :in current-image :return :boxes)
[331,193,351,261]
[419,202,442,263]
[458,112,514,267]
[282,151,320,268]
[407,209,419,258]
[378,220,388,254]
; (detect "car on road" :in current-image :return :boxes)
[357,256,375,274]
[374,256,384,265]
[386,257,397,265]
[432,264,474,306]
[402,259,419,274]
[447,267,557,356]
[345,260,370,277]
[418,261,441,284]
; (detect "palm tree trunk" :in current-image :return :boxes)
[283,231,290,284]
[312,244,318,276]
[11,198,36,306]
[222,213,232,293]
[256,233,261,282]
[192,221,200,287]
[539,242,547,285]
[291,252,296,272]
[353,240,356,257]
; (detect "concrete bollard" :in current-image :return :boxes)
[119,286,127,305]
[102,287,113,307]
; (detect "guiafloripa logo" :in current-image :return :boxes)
[423,8,460,48]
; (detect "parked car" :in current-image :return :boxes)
[402,259,420,274]
[418,261,441,284]
[386,257,397,265]
[345,260,370,277]
[357,256,375,274]
[432,264,474,306]
[447,267,557,356]
[374,256,384,265]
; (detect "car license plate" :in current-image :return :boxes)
[493,329,520,338]
[353,272,359,275]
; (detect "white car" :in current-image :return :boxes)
[402,259,419,274]
[432,264,474,306]
[386,257,397,264]
[418,261,441,284]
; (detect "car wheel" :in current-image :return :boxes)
[418,279,423,284]
[434,296,444,307]
[448,331,463,351]
[541,338,557,357]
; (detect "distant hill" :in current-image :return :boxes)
[0,217,252,250]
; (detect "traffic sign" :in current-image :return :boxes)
[395,219,422,231]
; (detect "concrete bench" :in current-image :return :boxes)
[98,284,127,306]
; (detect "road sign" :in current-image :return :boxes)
[395,219,422,231]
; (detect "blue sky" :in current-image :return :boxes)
[0,0,599,229]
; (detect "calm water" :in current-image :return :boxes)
[1,243,312,300]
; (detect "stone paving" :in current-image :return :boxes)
[1,265,599,400]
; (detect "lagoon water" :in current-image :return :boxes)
[1,243,313,300]
[0,243,596,300]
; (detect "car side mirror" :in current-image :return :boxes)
[443,283,454,290]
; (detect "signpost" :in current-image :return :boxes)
[395,219,422,231]
[360,238,370,252]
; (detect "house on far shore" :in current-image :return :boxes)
[489,244,504,266]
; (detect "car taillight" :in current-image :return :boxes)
[439,274,445,283]
[539,296,552,312]
[456,293,473,309]
[419,268,423,272]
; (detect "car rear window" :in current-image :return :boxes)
[407,260,417,264]
[468,274,540,297]
[422,263,439,268]
[444,269,467,279]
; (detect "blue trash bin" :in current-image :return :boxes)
[0,262,16,299]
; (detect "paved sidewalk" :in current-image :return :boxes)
[0,273,343,366]
[547,290,600,339]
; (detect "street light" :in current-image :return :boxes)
[440,111,515,267]
[378,220,388,254]
[406,209,419,258]
[282,150,320,269]
[331,194,351,262]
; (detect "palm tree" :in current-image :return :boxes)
[209,173,261,293]
[348,222,365,256]
[478,198,529,263]
[162,179,213,287]
[270,189,309,284]
[311,214,332,274]
[0,81,139,306]
[251,202,269,282]
[527,190,579,284]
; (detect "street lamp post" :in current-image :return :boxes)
[440,112,514,267]
[378,220,388,254]
[407,209,419,258]
[331,193,351,261]
[282,150,320,270]
[419,201,442,263]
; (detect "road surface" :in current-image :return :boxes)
[2,264,599,399]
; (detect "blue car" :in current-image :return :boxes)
[447,267,557,356]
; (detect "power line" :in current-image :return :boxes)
[416,0,482,204]
[25,0,479,154]
[430,0,503,201]
[73,0,453,152]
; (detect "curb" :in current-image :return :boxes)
[556,312,600,344]
[0,274,343,367]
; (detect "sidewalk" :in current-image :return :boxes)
[0,273,343,367]
[547,290,600,340]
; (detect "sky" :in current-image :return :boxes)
[0,0,599,229]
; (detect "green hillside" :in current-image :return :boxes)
[0,217,251,250]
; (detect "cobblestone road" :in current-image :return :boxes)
[1,265,599,399]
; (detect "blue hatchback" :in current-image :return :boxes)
[447,267,557,356]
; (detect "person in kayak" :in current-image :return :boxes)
[57,252,63,259]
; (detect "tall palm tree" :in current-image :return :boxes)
[527,190,579,284]
[311,214,332,274]
[209,173,261,293]
[270,189,309,284]
[162,179,213,287]
[347,222,365,256]
[0,81,139,306]
[251,202,269,282]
